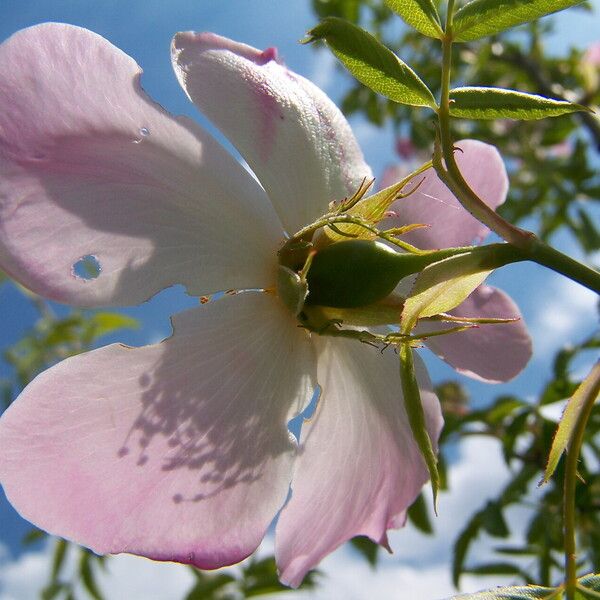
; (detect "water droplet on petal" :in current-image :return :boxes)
[72,255,101,280]
[133,127,150,143]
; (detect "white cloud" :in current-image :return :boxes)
[0,543,51,600]
[530,276,598,356]
[309,48,338,92]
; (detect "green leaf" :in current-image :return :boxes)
[22,527,46,545]
[542,362,600,483]
[452,0,585,42]
[481,501,509,538]
[449,87,590,120]
[453,516,482,586]
[384,0,443,38]
[51,538,68,582]
[399,343,439,509]
[450,583,558,599]
[305,17,437,108]
[185,573,236,599]
[465,562,528,578]
[407,491,433,534]
[88,312,139,339]
[450,574,600,599]
[401,252,492,333]
[350,536,379,567]
[41,582,68,600]
[79,551,104,600]
[578,573,600,599]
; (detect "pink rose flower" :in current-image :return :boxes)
[0,24,530,586]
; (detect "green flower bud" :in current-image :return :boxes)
[306,239,430,308]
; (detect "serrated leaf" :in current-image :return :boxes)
[305,17,437,108]
[449,87,590,120]
[450,583,558,599]
[384,0,443,38]
[399,344,439,509]
[542,361,600,483]
[451,574,600,599]
[453,0,585,42]
[401,252,492,333]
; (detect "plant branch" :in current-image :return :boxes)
[563,362,600,600]
[435,17,600,294]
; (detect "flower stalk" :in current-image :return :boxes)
[563,362,600,600]
[435,1,600,295]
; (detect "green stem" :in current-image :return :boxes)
[563,362,600,600]
[435,5,600,294]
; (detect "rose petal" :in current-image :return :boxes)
[421,285,532,382]
[0,292,315,569]
[0,24,283,307]
[171,32,372,235]
[381,140,508,249]
[275,338,443,587]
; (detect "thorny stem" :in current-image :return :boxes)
[436,3,600,295]
[438,4,600,596]
[563,362,600,600]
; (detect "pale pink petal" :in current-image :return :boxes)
[275,338,443,587]
[0,293,315,568]
[381,140,508,249]
[0,24,283,307]
[171,32,372,235]
[420,285,532,382]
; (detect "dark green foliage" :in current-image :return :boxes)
[185,557,319,599]
[310,0,599,251]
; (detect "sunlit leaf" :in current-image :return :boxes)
[399,343,440,508]
[305,17,437,107]
[452,0,585,42]
[384,0,443,38]
[450,582,558,598]
[401,252,492,333]
[88,312,139,339]
[449,87,590,120]
[543,362,600,483]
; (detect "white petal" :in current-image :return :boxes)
[171,32,372,234]
[276,338,443,586]
[0,24,283,307]
[0,292,316,568]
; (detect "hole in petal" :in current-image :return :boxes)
[71,255,101,280]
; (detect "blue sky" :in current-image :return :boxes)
[0,1,598,598]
